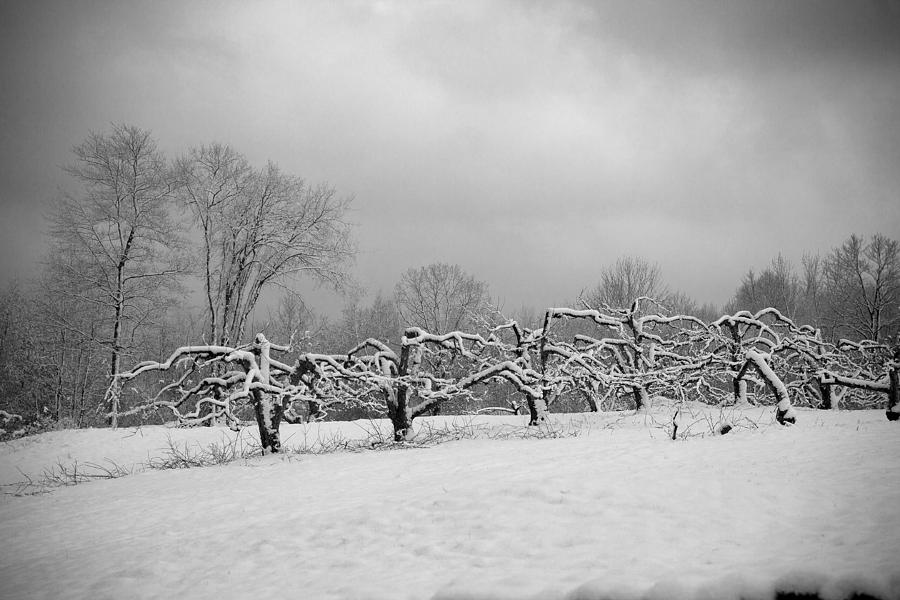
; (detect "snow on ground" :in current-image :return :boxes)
[1,407,899,600]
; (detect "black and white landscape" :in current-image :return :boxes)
[1,2,899,599]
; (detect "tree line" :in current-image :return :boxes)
[0,123,897,434]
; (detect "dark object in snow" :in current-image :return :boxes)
[718,423,732,435]
[776,407,796,425]
[889,358,899,421]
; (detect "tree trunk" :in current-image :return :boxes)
[582,381,599,412]
[727,326,748,406]
[815,377,836,410]
[54,363,64,422]
[108,298,124,427]
[77,363,89,427]
[527,391,549,426]
[252,389,283,452]
[289,356,326,422]
[532,310,553,426]
[108,336,120,429]
[539,376,554,420]
[383,381,413,441]
[388,394,414,441]
[632,386,649,411]
[252,335,283,452]
[732,376,748,405]
[387,330,420,441]
[887,365,899,422]
[69,347,83,422]
[745,350,796,425]
[108,231,134,429]
[307,399,325,422]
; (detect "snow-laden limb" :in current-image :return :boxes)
[706,309,810,419]
[0,409,22,422]
[838,338,892,353]
[815,337,900,420]
[541,307,621,333]
[110,334,295,452]
[327,309,893,430]
[0,409,23,437]
[346,338,398,373]
[371,322,556,437]
[287,346,393,422]
[115,345,250,381]
[109,302,899,450]
[817,372,890,393]
[779,332,900,416]
[742,349,796,424]
[715,310,890,420]
[402,327,491,354]
[414,361,543,409]
[540,299,713,413]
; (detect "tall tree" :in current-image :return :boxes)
[47,124,185,426]
[394,263,490,415]
[733,254,800,318]
[330,292,401,352]
[824,234,899,341]
[0,282,47,421]
[588,256,668,309]
[796,253,824,328]
[254,291,327,354]
[394,263,490,334]
[176,144,355,347]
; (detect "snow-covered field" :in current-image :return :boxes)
[1,406,899,600]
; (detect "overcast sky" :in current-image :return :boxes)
[1,0,899,315]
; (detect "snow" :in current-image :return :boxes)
[1,407,899,600]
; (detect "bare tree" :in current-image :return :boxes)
[824,234,900,341]
[540,300,711,415]
[330,292,401,353]
[394,263,489,414]
[48,124,186,426]
[176,144,355,348]
[588,256,668,309]
[796,253,824,329]
[664,291,719,322]
[733,254,800,318]
[256,291,318,351]
[394,263,490,334]
[709,309,804,417]
[0,282,48,422]
[111,334,294,452]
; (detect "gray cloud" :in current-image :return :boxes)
[1,0,898,313]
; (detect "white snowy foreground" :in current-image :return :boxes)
[1,406,899,600]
